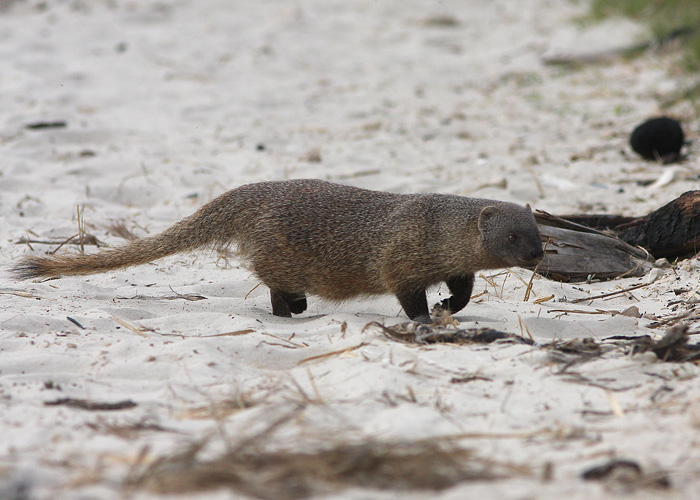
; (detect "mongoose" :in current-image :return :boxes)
[12,179,544,323]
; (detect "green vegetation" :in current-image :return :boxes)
[590,0,700,71]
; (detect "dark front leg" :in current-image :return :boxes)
[396,288,431,324]
[288,296,308,314]
[437,274,474,314]
[270,289,307,317]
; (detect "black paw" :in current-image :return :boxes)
[289,298,308,314]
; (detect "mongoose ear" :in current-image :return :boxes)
[525,203,532,212]
[478,206,498,232]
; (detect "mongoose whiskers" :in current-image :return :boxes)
[12,179,544,323]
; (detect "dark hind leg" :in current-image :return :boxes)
[395,287,431,324]
[270,289,307,317]
[436,274,474,314]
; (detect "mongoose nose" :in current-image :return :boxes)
[531,247,544,260]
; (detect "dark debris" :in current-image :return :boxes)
[582,458,671,490]
[369,321,534,346]
[44,398,137,411]
[374,322,700,365]
[629,326,700,362]
[130,434,526,499]
[25,121,67,130]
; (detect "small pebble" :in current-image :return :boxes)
[647,267,665,283]
[654,258,672,269]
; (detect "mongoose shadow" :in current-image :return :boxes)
[12,179,544,323]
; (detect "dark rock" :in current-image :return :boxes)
[630,116,684,164]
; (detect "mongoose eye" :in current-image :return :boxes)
[508,234,517,243]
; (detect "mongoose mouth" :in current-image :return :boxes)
[518,248,545,266]
[515,257,541,268]
[524,256,544,266]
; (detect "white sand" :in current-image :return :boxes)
[1,1,700,498]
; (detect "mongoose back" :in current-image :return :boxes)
[12,179,544,323]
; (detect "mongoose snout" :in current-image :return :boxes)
[513,234,545,265]
[12,179,543,323]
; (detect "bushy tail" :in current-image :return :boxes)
[12,193,239,280]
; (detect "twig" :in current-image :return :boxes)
[110,315,153,337]
[479,273,501,297]
[297,342,367,365]
[168,286,207,301]
[517,315,534,342]
[198,329,255,338]
[570,282,651,304]
[259,332,307,348]
[647,310,699,328]
[534,294,554,304]
[525,165,545,197]
[229,406,305,457]
[77,205,86,254]
[617,246,652,279]
[0,290,42,299]
[244,282,263,299]
[49,234,79,255]
[548,308,616,315]
[306,369,323,403]
[16,236,101,248]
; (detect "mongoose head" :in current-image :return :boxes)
[477,203,544,267]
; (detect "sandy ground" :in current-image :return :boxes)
[1,0,700,498]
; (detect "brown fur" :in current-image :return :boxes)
[12,179,544,322]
